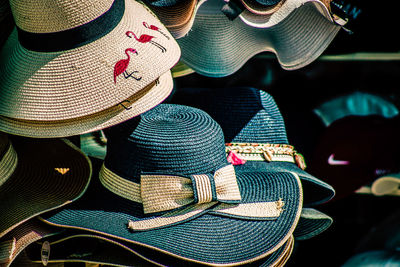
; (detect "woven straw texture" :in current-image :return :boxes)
[0,133,92,238]
[240,0,285,15]
[41,104,302,266]
[176,0,340,77]
[293,208,332,240]
[0,0,180,123]
[0,218,62,266]
[0,70,173,138]
[168,86,335,206]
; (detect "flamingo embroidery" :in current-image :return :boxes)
[143,22,170,40]
[113,48,142,84]
[126,31,166,53]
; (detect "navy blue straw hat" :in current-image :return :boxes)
[168,87,335,206]
[40,104,302,266]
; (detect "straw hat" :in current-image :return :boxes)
[168,87,335,206]
[176,0,342,77]
[0,219,62,267]
[144,0,206,39]
[293,208,332,240]
[0,0,180,137]
[41,104,303,266]
[0,132,92,238]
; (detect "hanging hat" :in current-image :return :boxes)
[309,114,400,200]
[0,132,92,238]
[0,219,63,267]
[168,87,334,206]
[144,0,206,39]
[0,0,180,138]
[176,0,342,77]
[41,104,303,266]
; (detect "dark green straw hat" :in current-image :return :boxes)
[40,104,302,266]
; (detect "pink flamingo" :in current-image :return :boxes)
[113,48,142,84]
[143,22,170,40]
[126,31,166,53]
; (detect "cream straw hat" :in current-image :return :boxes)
[0,0,180,137]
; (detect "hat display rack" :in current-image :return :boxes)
[1,0,399,266]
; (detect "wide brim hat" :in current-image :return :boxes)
[40,104,303,266]
[0,132,92,238]
[145,0,206,39]
[0,70,173,138]
[293,208,332,240]
[176,0,342,77]
[168,87,335,206]
[0,219,62,267]
[309,114,400,200]
[0,0,180,137]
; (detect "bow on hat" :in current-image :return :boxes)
[141,164,242,214]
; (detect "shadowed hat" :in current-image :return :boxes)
[40,104,303,266]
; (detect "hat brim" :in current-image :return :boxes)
[0,135,92,238]
[0,71,173,138]
[293,208,332,240]
[0,0,180,121]
[40,158,302,266]
[240,0,285,15]
[177,0,340,77]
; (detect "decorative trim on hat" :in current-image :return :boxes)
[225,143,306,169]
[0,143,18,187]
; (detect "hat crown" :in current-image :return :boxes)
[170,87,289,144]
[10,0,114,33]
[105,104,229,181]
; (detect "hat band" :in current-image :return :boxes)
[225,142,306,170]
[16,0,124,52]
[0,143,18,187]
[99,164,283,231]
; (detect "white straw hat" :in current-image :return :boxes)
[0,0,180,136]
[177,0,343,77]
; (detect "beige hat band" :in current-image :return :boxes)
[17,0,123,52]
[0,142,17,187]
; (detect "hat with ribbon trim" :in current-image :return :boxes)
[0,132,92,239]
[176,0,343,77]
[40,104,302,266]
[168,86,335,206]
[0,0,180,138]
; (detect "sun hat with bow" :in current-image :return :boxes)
[168,86,335,206]
[0,132,92,239]
[176,0,342,77]
[0,0,180,138]
[40,104,303,266]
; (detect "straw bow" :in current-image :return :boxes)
[140,164,242,214]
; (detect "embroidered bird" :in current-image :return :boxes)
[113,48,142,84]
[142,21,170,40]
[126,31,166,53]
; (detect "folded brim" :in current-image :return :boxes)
[293,208,333,240]
[0,0,180,121]
[40,158,302,266]
[0,71,173,138]
[0,136,92,238]
[0,219,62,266]
[177,0,341,77]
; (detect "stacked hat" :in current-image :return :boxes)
[176,0,344,77]
[168,86,335,207]
[0,0,181,138]
[40,104,303,266]
[143,0,206,39]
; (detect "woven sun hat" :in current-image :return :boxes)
[40,104,303,266]
[168,86,335,206]
[0,218,63,267]
[293,208,332,240]
[171,61,196,78]
[176,0,342,77]
[143,0,206,39]
[0,0,180,138]
[0,131,92,239]
[309,114,400,201]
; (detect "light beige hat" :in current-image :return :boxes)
[0,0,180,137]
[177,0,344,77]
